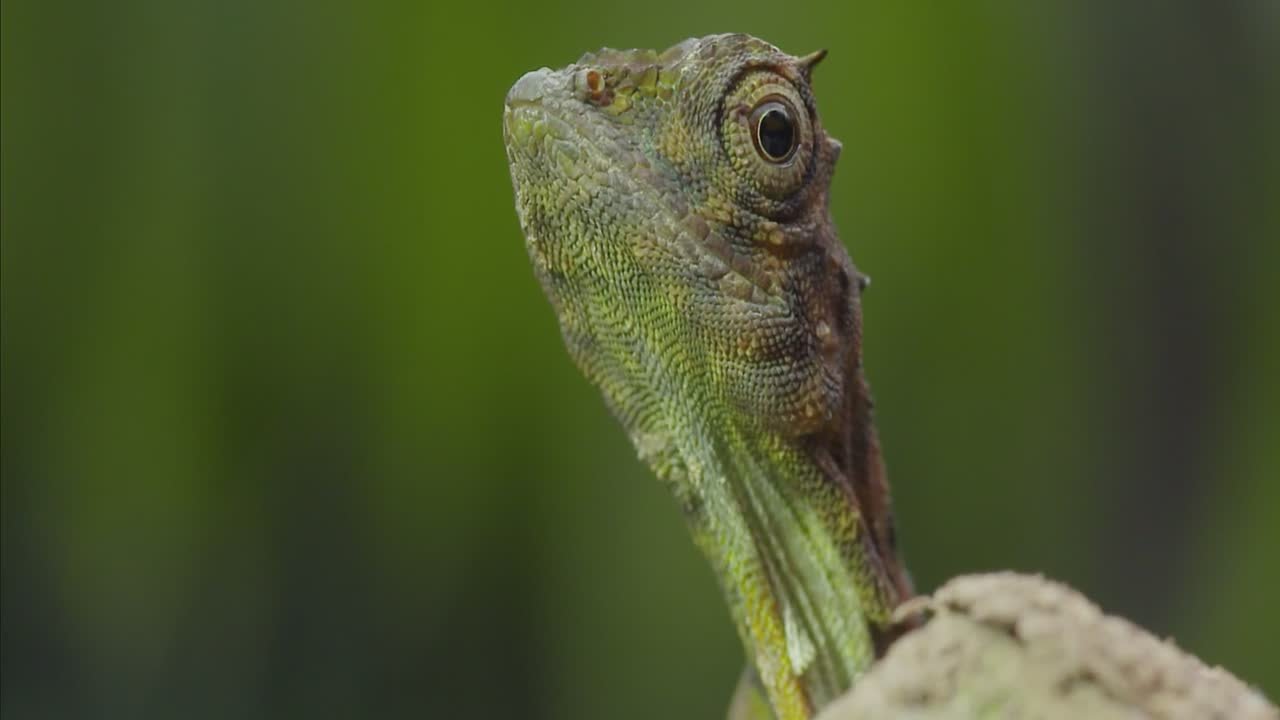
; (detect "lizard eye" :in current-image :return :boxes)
[750,98,798,163]
[720,71,815,205]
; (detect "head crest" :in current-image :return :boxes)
[797,48,828,78]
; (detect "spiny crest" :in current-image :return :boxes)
[569,34,821,116]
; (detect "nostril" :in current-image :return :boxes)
[506,68,552,108]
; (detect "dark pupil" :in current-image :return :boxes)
[757,107,794,161]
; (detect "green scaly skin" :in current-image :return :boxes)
[502,35,913,719]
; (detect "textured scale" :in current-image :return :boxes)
[504,35,911,719]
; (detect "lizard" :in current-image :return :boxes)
[502,34,1278,720]
[503,33,910,719]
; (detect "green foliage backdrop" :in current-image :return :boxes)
[3,1,1276,718]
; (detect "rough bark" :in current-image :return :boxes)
[815,573,1276,720]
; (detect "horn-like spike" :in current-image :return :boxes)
[798,48,828,76]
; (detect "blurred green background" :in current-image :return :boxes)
[3,1,1276,717]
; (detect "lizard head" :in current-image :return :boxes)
[503,34,860,450]
[504,36,910,718]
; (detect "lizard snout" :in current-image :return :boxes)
[505,68,553,109]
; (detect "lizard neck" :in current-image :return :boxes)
[658,412,901,719]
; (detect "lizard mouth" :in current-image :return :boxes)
[502,68,585,175]
[502,64,634,170]
[503,92,615,179]
[502,67,576,148]
[503,67,627,250]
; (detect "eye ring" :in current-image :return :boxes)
[749,96,799,164]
